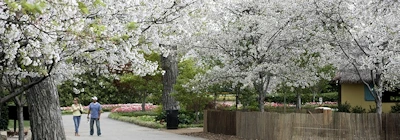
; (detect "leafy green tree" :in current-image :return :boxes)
[173,59,211,123]
[118,73,162,111]
[205,82,232,109]
[310,65,336,102]
[237,86,258,111]
[115,52,163,110]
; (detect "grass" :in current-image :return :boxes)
[117,111,158,117]
[8,120,30,130]
[108,113,165,129]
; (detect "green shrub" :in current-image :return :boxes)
[0,104,9,130]
[155,111,166,122]
[109,112,203,129]
[321,92,339,102]
[337,102,351,113]
[351,106,366,113]
[102,108,115,112]
[178,113,193,124]
[390,103,400,113]
[368,105,377,113]
[117,111,158,117]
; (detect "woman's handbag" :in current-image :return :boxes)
[79,104,83,115]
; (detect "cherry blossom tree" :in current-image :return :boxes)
[0,0,201,139]
[127,0,206,111]
[191,0,333,112]
[314,0,400,126]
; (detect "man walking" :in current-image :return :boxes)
[87,96,102,136]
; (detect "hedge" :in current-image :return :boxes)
[108,112,203,129]
[0,104,8,130]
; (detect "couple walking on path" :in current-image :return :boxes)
[71,96,102,136]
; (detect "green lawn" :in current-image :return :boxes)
[8,120,30,130]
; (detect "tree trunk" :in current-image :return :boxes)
[312,91,316,103]
[195,111,199,123]
[213,93,217,109]
[296,92,302,110]
[14,94,25,140]
[284,95,287,113]
[17,104,24,140]
[27,77,66,140]
[141,93,146,112]
[374,70,383,130]
[259,92,265,112]
[161,45,179,111]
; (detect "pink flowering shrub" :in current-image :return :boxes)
[265,102,296,107]
[60,103,157,112]
[111,104,158,113]
[216,103,233,110]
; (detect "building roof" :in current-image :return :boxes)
[333,68,375,84]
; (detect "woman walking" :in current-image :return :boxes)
[71,97,83,136]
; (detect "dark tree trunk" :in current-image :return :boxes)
[161,45,179,111]
[213,93,217,109]
[27,77,66,140]
[259,91,265,112]
[17,103,24,140]
[141,92,146,112]
[14,94,25,140]
[254,81,265,112]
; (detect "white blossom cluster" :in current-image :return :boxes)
[0,0,399,98]
[0,0,200,88]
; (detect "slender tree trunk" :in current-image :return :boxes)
[141,92,146,112]
[296,92,302,110]
[27,77,66,140]
[312,91,316,103]
[17,103,24,140]
[0,104,2,131]
[161,45,179,111]
[375,88,383,139]
[259,91,265,112]
[195,111,199,123]
[213,93,217,109]
[284,95,287,113]
[254,81,265,112]
[14,94,25,140]
[373,66,383,131]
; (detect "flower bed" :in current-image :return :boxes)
[111,104,158,113]
[60,103,156,112]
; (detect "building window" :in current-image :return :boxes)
[364,84,375,101]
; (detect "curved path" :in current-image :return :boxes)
[63,112,205,140]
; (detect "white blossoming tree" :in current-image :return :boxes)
[314,0,400,127]
[0,0,199,139]
[191,0,333,112]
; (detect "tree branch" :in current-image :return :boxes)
[0,59,55,104]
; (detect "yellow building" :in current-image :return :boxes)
[335,69,400,113]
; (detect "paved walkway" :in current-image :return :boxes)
[63,112,205,140]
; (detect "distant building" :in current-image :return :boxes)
[334,68,400,113]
